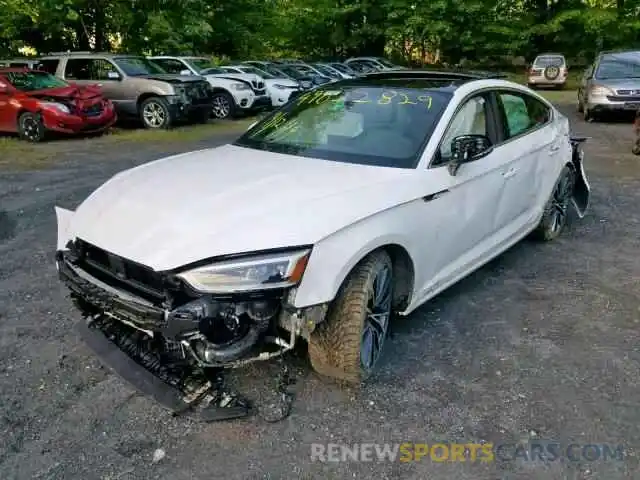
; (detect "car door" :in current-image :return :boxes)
[414,92,512,299]
[492,89,557,228]
[0,75,14,131]
[64,57,125,104]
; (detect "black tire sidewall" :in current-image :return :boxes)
[535,166,575,241]
[18,112,45,142]
[140,97,172,129]
[211,92,235,120]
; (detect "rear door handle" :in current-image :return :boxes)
[502,167,518,179]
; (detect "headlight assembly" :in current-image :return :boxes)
[40,101,71,114]
[232,83,250,91]
[589,85,614,96]
[177,248,311,293]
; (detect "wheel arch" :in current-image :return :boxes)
[136,92,162,109]
[293,236,417,313]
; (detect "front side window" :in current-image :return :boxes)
[497,91,551,139]
[5,71,68,91]
[438,95,489,162]
[235,85,452,168]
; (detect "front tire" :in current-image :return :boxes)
[308,250,393,384]
[211,92,235,120]
[18,112,46,142]
[140,97,172,129]
[532,165,575,241]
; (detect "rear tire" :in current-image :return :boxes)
[17,112,46,142]
[308,250,393,385]
[532,165,575,241]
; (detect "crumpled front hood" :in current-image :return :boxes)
[68,145,424,270]
[27,84,102,101]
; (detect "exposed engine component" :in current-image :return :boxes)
[166,297,279,365]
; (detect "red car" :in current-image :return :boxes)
[0,68,117,142]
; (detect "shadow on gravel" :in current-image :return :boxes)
[0,210,17,242]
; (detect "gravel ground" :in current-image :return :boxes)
[0,106,639,480]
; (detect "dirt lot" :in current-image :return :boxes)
[1,105,639,480]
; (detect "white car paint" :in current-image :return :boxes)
[55,79,581,318]
[219,66,299,107]
[148,56,267,111]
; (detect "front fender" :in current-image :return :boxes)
[570,136,590,218]
[291,201,423,309]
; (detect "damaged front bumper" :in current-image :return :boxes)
[56,241,327,416]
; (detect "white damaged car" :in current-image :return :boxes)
[55,70,590,413]
[219,64,300,107]
[150,56,271,119]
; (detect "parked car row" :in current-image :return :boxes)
[0,53,405,141]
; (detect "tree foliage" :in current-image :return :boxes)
[1,0,639,65]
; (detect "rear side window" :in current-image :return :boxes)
[65,58,118,80]
[497,91,551,139]
[35,59,60,74]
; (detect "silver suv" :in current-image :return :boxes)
[578,50,640,122]
[527,53,568,89]
[38,52,213,128]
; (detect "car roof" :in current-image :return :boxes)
[0,67,40,73]
[598,50,640,58]
[358,69,507,84]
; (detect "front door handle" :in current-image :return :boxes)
[502,167,518,179]
[549,145,561,153]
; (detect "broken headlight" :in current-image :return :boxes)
[176,249,311,294]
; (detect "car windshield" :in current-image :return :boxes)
[376,58,397,68]
[314,64,340,78]
[534,56,565,67]
[4,71,68,91]
[200,67,226,75]
[292,65,316,75]
[186,58,216,73]
[596,53,640,79]
[234,83,452,168]
[277,66,305,79]
[114,57,166,76]
[239,66,274,79]
[331,63,353,74]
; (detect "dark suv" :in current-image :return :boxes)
[38,52,213,128]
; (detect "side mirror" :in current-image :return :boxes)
[180,69,192,76]
[448,134,493,176]
[0,82,9,94]
[107,71,121,80]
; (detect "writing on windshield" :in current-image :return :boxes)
[235,86,451,168]
[4,71,68,91]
